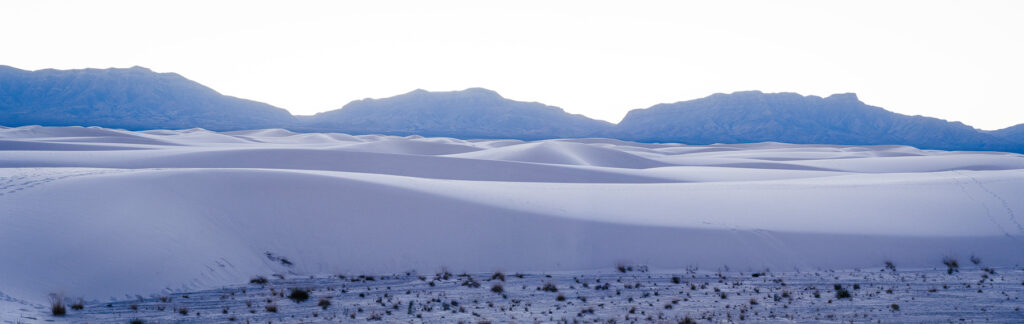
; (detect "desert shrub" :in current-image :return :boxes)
[672,276,681,284]
[681,316,696,324]
[288,288,310,302]
[70,298,84,310]
[835,287,852,299]
[437,269,452,280]
[749,297,758,305]
[250,276,268,285]
[943,257,960,274]
[265,303,278,313]
[460,277,481,288]
[884,260,897,272]
[48,293,66,316]
[318,298,331,310]
[490,284,503,294]
[177,306,188,315]
[130,319,144,324]
[891,303,900,311]
[970,254,981,265]
[555,294,566,301]
[491,271,505,281]
[542,282,558,292]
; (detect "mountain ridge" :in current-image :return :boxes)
[2,65,1023,153]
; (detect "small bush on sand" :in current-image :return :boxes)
[250,276,269,285]
[491,271,505,281]
[288,288,310,303]
[70,298,84,310]
[943,257,960,274]
[490,284,504,294]
[48,293,66,316]
[318,298,331,310]
[835,287,852,299]
[542,282,558,292]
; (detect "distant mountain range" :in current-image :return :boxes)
[2,65,1023,153]
[617,91,1024,152]
[298,87,612,139]
[0,65,295,130]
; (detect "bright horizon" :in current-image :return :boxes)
[2,0,1023,130]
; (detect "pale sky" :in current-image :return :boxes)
[2,0,1022,130]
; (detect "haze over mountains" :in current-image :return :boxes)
[2,65,1023,153]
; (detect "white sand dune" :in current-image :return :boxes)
[448,141,670,168]
[338,139,482,155]
[1,125,1023,305]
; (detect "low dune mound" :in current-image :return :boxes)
[337,139,482,155]
[224,128,298,137]
[449,141,670,169]
[0,125,130,138]
[0,125,177,145]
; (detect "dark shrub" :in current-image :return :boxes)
[943,257,960,274]
[70,298,84,310]
[490,284,503,294]
[250,276,269,285]
[318,298,331,309]
[491,272,505,281]
[460,277,481,288]
[835,288,851,299]
[288,288,310,302]
[891,304,900,311]
[265,303,278,312]
[48,293,65,316]
[542,282,558,292]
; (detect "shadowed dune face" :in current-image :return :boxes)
[1,126,1023,304]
